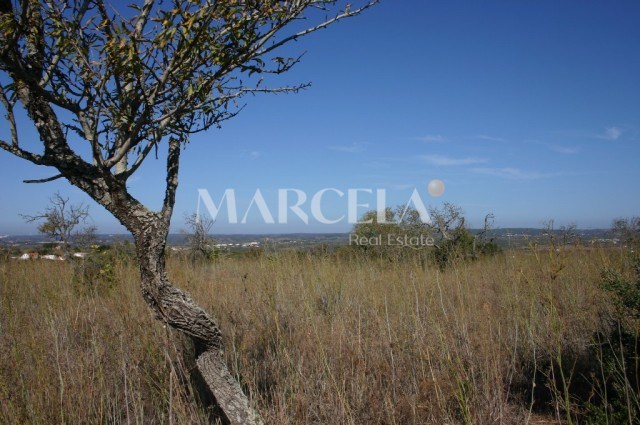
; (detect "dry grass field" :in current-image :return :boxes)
[0,245,637,424]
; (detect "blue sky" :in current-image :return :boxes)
[1,1,639,234]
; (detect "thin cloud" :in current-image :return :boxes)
[477,134,506,142]
[533,141,579,154]
[549,145,579,154]
[472,167,558,180]
[420,155,487,166]
[327,143,366,153]
[597,126,622,141]
[555,127,623,141]
[413,134,447,143]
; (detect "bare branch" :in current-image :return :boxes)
[0,138,44,164]
[23,173,64,184]
[257,1,379,56]
[0,84,18,146]
[124,139,158,178]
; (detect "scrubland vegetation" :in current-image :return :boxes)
[1,239,639,424]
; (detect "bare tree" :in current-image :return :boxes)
[428,202,466,243]
[0,1,377,423]
[74,223,98,251]
[21,192,91,256]
[472,213,495,257]
[613,217,640,247]
[559,223,578,246]
[426,203,498,267]
[185,212,215,260]
[542,219,557,247]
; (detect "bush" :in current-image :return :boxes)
[589,255,640,423]
[350,204,501,269]
[73,243,135,291]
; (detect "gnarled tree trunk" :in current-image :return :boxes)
[126,208,262,425]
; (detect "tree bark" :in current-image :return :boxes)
[129,213,262,425]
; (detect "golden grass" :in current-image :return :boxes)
[0,246,623,424]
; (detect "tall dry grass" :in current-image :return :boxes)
[0,246,627,424]
[0,256,209,424]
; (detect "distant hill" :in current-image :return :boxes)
[0,228,621,252]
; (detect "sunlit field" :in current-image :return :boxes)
[1,244,638,424]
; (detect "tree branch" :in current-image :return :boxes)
[0,138,44,164]
[23,174,64,184]
[134,0,155,39]
[0,84,18,146]
[162,136,180,222]
[123,138,158,178]
[257,1,379,57]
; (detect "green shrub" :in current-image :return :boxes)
[589,256,640,424]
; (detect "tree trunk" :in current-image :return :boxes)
[131,215,261,425]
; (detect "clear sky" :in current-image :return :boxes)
[1,1,639,234]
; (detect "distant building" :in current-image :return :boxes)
[42,254,65,261]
